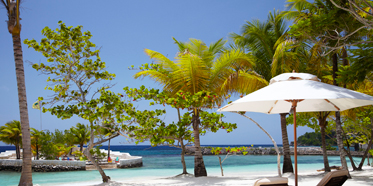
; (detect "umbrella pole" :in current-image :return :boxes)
[293,101,298,186]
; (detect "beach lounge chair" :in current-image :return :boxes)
[253,177,288,186]
[316,169,348,186]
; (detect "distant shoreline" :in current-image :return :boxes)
[186,146,367,157]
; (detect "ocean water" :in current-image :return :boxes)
[0,145,364,186]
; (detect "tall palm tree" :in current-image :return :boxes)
[230,10,298,174]
[135,38,267,176]
[0,120,22,159]
[1,0,33,185]
[70,123,90,152]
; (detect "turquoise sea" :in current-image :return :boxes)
[0,145,364,186]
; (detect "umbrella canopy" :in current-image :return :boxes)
[219,73,373,113]
[218,72,373,186]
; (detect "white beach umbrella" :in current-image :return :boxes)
[218,72,373,186]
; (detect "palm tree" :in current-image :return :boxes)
[230,10,298,174]
[135,38,267,177]
[70,123,90,152]
[30,128,42,160]
[1,0,33,185]
[0,120,22,159]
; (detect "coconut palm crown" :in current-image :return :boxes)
[134,37,267,177]
[135,37,267,99]
[0,120,22,159]
[70,123,90,152]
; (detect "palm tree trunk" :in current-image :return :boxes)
[280,113,293,173]
[180,139,188,174]
[192,110,207,177]
[332,53,349,174]
[36,140,39,160]
[80,143,84,152]
[11,33,33,186]
[320,123,330,172]
[16,143,20,159]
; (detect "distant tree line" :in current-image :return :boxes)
[0,121,91,160]
[297,131,337,147]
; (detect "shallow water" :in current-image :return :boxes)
[0,145,364,186]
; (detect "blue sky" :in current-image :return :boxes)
[0,0,314,146]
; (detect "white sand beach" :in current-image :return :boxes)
[79,166,373,186]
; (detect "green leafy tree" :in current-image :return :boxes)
[338,106,373,170]
[51,129,65,144]
[282,0,363,172]
[90,145,107,163]
[133,38,266,177]
[38,130,57,160]
[24,21,116,182]
[329,0,373,47]
[125,87,237,175]
[24,21,167,183]
[1,0,33,184]
[63,129,76,155]
[0,120,22,159]
[70,123,90,152]
[36,129,75,160]
[30,128,42,160]
[284,0,367,55]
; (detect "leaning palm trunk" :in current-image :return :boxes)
[192,110,207,177]
[318,113,330,172]
[280,113,293,173]
[12,33,33,186]
[238,112,281,177]
[332,53,349,174]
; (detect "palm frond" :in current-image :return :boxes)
[172,54,210,94]
[172,37,187,52]
[134,70,170,87]
[144,49,179,71]
[210,49,256,84]
[219,70,268,95]
[208,38,227,55]
[272,38,302,76]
